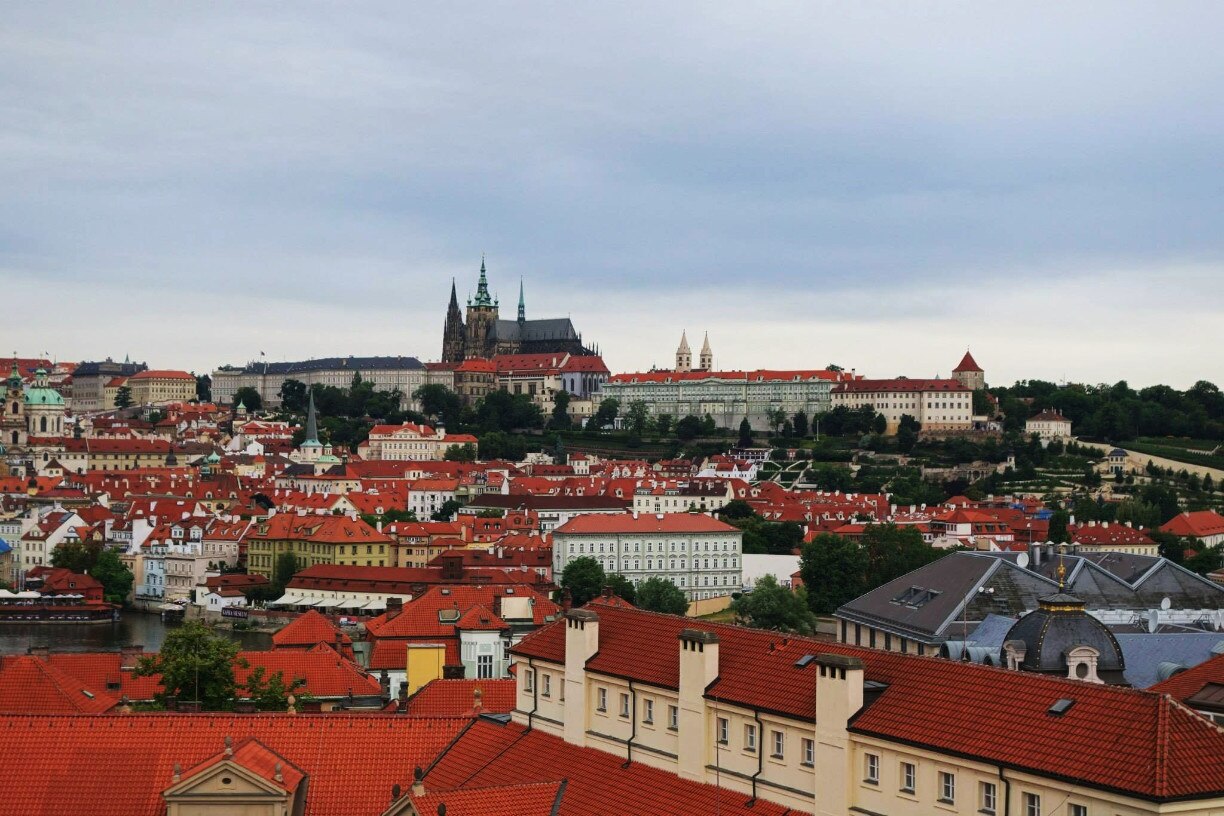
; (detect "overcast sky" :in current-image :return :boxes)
[2,3,1222,388]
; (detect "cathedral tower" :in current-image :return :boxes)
[442,278,466,363]
[2,361,26,448]
[465,256,499,359]
[699,332,713,371]
[675,332,692,372]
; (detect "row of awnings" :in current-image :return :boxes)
[268,594,387,611]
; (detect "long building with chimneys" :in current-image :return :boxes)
[441,257,595,363]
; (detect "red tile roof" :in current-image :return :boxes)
[411,780,564,816]
[609,368,847,384]
[553,513,737,535]
[953,350,983,372]
[0,714,466,816]
[248,514,391,545]
[128,369,196,381]
[512,603,1224,801]
[1151,652,1224,703]
[455,605,508,631]
[272,610,353,650]
[0,656,118,714]
[1161,510,1224,539]
[425,718,790,815]
[180,736,305,794]
[239,645,381,699]
[366,585,558,640]
[407,679,517,716]
[833,377,969,394]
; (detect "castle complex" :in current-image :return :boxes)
[441,258,594,363]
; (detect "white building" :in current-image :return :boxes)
[357,422,478,461]
[599,368,853,432]
[551,512,742,601]
[212,356,429,411]
[830,377,972,433]
[1026,408,1072,440]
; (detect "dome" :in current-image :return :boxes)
[1003,592,1126,684]
[24,388,65,407]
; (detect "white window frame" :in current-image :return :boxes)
[939,771,955,804]
[900,761,916,793]
[716,717,729,744]
[864,752,879,783]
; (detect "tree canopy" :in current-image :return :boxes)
[560,557,606,606]
[134,621,241,709]
[731,574,816,634]
[635,577,689,615]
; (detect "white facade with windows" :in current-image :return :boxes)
[831,377,973,434]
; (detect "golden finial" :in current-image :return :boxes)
[1057,543,1067,590]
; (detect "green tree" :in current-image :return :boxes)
[716,499,757,521]
[233,386,262,412]
[871,412,887,435]
[278,379,308,413]
[114,385,134,409]
[675,415,703,441]
[793,411,809,438]
[272,552,300,595]
[800,534,869,614]
[134,621,240,709]
[654,413,673,436]
[590,397,620,429]
[896,414,921,453]
[605,573,636,604]
[431,499,463,521]
[50,539,100,573]
[560,556,605,606]
[242,665,307,711]
[413,384,462,427]
[1185,544,1223,576]
[635,577,689,614]
[861,524,943,589]
[731,574,816,634]
[1047,509,1070,544]
[766,408,787,435]
[195,374,212,403]
[444,443,478,462]
[550,389,572,430]
[626,400,650,436]
[738,418,753,447]
[93,548,134,604]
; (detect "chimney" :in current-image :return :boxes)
[677,629,719,780]
[561,588,573,612]
[386,596,403,620]
[120,645,143,671]
[391,784,402,804]
[563,609,600,747]
[28,645,50,660]
[1028,542,1041,568]
[813,653,865,816]
[411,767,426,798]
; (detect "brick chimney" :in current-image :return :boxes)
[563,609,600,747]
[814,653,864,816]
[386,596,403,621]
[677,629,719,780]
[120,645,143,671]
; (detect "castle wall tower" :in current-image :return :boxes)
[442,279,467,364]
[465,257,500,360]
[952,350,985,391]
[698,332,713,371]
[675,332,692,372]
[2,362,27,448]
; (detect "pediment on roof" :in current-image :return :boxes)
[163,760,288,800]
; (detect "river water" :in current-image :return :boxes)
[0,612,272,654]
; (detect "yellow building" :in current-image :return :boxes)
[245,514,393,578]
[510,600,1224,815]
[126,369,197,405]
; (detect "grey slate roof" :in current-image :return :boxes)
[223,356,423,375]
[1115,633,1224,688]
[490,318,579,343]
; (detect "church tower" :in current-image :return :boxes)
[952,349,985,391]
[442,278,467,363]
[465,256,499,359]
[675,332,692,372]
[2,361,27,449]
[699,332,713,371]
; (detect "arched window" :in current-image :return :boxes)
[9,402,17,415]
[39,416,47,433]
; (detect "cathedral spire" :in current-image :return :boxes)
[517,278,526,322]
[304,389,320,445]
[699,332,713,371]
[472,255,494,308]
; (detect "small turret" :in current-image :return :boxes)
[675,332,692,372]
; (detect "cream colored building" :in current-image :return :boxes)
[126,369,197,405]
[357,422,478,461]
[511,602,1224,816]
[1026,408,1072,440]
[212,356,428,411]
[831,377,972,433]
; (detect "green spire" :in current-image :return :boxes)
[471,255,495,308]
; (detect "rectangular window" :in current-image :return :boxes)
[643,699,654,724]
[668,705,679,730]
[541,673,551,697]
[1067,806,1086,816]
[864,753,879,783]
[900,761,916,793]
[744,723,757,753]
[477,654,493,679]
[939,771,955,804]
[1024,793,1041,816]
[717,717,729,744]
[801,738,814,767]
[980,781,997,813]
[524,669,534,693]
[597,687,607,712]
[619,693,630,718]
[771,730,784,758]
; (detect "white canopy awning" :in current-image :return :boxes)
[270,593,300,606]
[363,598,387,610]
[156,602,184,611]
[293,597,320,607]
[314,598,342,608]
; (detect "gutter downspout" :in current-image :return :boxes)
[525,658,539,732]
[622,678,637,768]
[998,765,1011,816]
[748,707,764,804]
